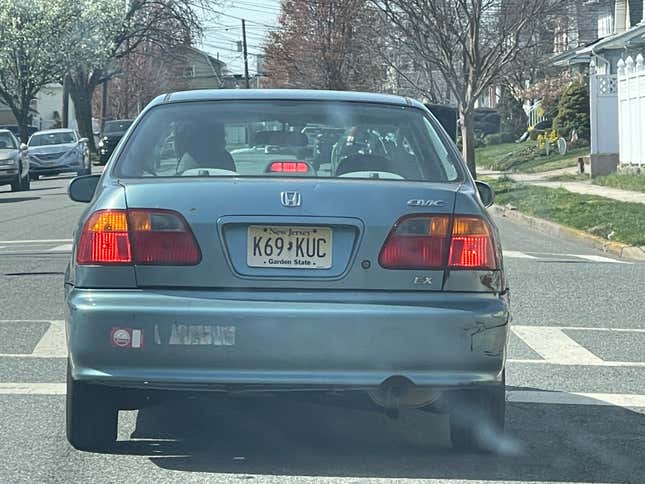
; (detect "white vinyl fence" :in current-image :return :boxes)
[617,54,645,167]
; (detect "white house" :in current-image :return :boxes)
[0,83,76,130]
[554,0,645,175]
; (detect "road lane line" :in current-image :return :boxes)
[507,358,645,367]
[512,326,604,365]
[32,320,67,358]
[48,244,73,252]
[0,239,72,244]
[573,254,630,264]
[0,383,66,395]
[508,390,645,411]
[503,250,537,259]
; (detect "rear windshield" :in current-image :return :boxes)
[29,131,76,146]
[115,101,463,182]
[104,120,132,135]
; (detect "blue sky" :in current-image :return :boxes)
[200,0,282,75]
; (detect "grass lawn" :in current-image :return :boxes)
[477,141,589,173]
[489,178,645,246]
[593,173,645,194]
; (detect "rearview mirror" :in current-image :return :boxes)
[20,143,28,151]
[68,174,100,203]
[475,180,495,207]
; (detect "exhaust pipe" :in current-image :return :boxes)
[369,376,442,419]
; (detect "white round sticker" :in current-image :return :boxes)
[112,329,131,347]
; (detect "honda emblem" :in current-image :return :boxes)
[281,191,302,207]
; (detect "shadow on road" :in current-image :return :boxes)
[0,196,40,203]
[105,389,645,483]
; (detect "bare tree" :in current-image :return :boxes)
[264,0,387,91]
[376,0,563,177]
[65,0,217,152]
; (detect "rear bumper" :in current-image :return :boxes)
[66,289,509,390]
[30,158,82,174]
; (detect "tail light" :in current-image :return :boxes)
[268,161,309,173]
[379,215,497,270]
[77,209,201,265]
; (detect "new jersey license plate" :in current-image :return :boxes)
[247,225,332,269]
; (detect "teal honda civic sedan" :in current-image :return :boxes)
[64,89,509,452]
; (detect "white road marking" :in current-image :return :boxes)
[508,358,645,367]
[503,250,537,259]
[31,320,67,358]
[48,244,73,252]
[574,254,630,264]
[508,390,645,412]
[0,239,72,244]
[512,326,604,365]
[0,383,66,395]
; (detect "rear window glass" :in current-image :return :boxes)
[104,121,132,135]
[115,101,463,182]
[29,131,76,146]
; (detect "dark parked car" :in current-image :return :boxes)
[65,89,507,453]
[0,129,30,191]
[98,119,133,165]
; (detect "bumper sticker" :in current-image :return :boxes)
[110,327,144,349]
[154,324,236,346]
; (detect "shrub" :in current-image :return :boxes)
[553,81,590,141]
[484,132,516,145]
[498,87,528,138]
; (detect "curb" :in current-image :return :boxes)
[489,205,645,262]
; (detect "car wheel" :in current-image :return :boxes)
[66,361,118,452]
[449,372,505,452]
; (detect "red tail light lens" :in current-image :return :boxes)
[379,215,497,270]
[128,209,201,265]
[77,209,201,266]
[379,215,450,269]
[448,216,496,269]
[269,161,309,173]
[77,210,131,264]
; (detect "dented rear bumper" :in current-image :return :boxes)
[66,289,509,390]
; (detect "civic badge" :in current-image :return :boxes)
[281,191,302,207]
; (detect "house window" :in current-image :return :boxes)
[182,65,195,78]
[598,13,614,37]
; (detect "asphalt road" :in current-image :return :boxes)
[1,173,644,484]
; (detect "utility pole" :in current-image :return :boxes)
[242,19,250,89]
[101,81,109,130]
[62,75,70,128]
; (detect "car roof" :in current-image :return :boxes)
[32,128,76,136]
[155,89,424,110]
[0,129,13,134]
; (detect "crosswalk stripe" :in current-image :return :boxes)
[511,326,604,365]
[48,244,73,252]
[0,239,72,244]
[508,390,645,412]
[503,250,537,259]
[32,320,67,358]
[573,254,630,264]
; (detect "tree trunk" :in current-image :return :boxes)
[69,79,97,152]
[15,110,31,144]
[459,107,477,179]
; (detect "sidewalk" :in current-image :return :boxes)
[481,167,645,205]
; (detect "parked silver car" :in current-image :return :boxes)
[0,129,30,192]
[65,89,508,453]
[28,128,91,179]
